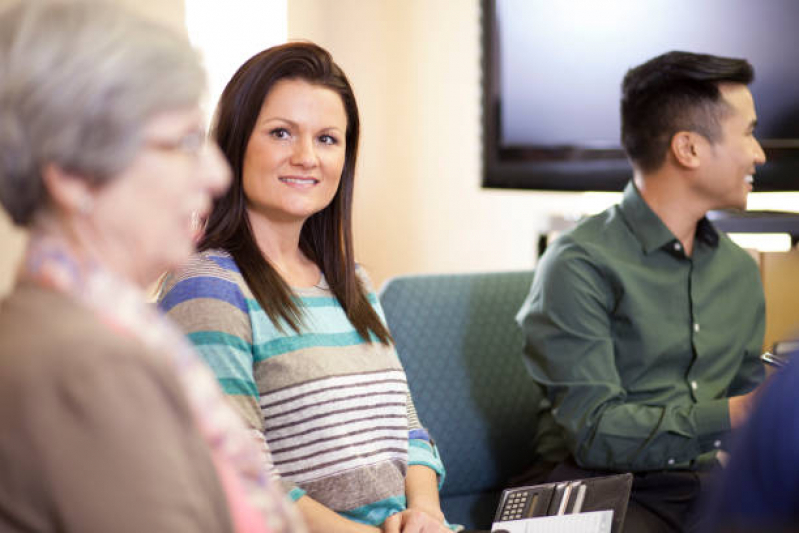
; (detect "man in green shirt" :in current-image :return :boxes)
[516,51,767,532]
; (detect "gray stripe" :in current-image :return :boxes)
[260,378,408,409]
[263,389,406,420]
[273,435,407,467]
[280,447,408,477]
[254,345,403,392]
[405,390,422,430]
[299,460,406,511]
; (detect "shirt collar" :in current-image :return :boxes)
[619,181,719,255]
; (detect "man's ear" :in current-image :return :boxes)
[41,163,94,215]
[670,131,702,169]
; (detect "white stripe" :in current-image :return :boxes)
[275,432,406,463]
[265,404,407,440]
[271,427,408,462]
[261,379,408,412]
[264,391,406,424]
[279,448,409,484]
[262,369,407,404]
[267,416,409,448]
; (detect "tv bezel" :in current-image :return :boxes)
[480,0,799,192]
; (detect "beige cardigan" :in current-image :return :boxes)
[0,282,234,533]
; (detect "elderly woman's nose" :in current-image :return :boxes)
[202,142,232,196]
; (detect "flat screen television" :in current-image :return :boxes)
[482,0,799,191]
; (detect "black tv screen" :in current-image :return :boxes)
[482,0,799,191]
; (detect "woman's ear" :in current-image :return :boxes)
[41,163,94,215]
[670,131,702,169]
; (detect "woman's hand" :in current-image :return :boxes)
[380,508,449,533]
[393,464,449,532]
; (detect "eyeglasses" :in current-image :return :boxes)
[145,130,207,157]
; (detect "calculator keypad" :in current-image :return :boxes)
[499,491,530,521]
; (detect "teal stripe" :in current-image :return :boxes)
[294,293,379,307]
[188,330,252,352]
[293,296,342,308]
[340,493,459,530]
[340,494,406,526]
[409,439,446,487]
[250,303,368,336]
[246,294,377,310]
[409,439,434,454]
[247,293,378,312]
[217,377,259,397]
[288,487,306,502]
[189,331,256,383]
[254,331,369,360]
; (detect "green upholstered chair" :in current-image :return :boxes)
[379,271,543,530]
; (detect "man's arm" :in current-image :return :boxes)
[517,241,734,471]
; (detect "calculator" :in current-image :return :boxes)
[495,485,555,521]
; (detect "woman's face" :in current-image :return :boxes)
[241,78,347,226]
[87,106,230,285]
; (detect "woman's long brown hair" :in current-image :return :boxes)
[201,42,391,345]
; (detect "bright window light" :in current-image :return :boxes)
[728,233,792,253]
[185,0,287,125]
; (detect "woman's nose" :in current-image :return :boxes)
[290,136,317,168]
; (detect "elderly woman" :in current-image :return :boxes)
[0,2,301,532]
[158,43,453,533]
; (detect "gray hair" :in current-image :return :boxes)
[0,0,206,226]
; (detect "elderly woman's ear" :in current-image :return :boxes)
[40,163,94,217]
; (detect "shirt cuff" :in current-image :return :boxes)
[694,398,732,452]
[408,438,446,489]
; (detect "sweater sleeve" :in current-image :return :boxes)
[159,259,304,499]
[406,390,446,488]
[363,270,447,487]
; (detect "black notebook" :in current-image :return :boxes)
[493,473,633,533]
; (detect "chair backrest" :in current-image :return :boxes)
[379,271,542,501]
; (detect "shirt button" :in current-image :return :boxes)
[668,458,675,466]
[691,381,698,391]
[694,323,700,333]
[714,440,722,448]
[673,242,682,252]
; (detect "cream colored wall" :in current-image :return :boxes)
[287,0,620,289]
[5,1,794,297]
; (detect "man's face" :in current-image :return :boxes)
[697,83,766,210]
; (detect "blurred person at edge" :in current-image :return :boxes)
[0,1,304,532]
[703,353,799,532]
[157,43,459,533]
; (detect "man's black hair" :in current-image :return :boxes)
[621,51,754,172]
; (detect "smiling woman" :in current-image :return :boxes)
[158,42,456,533]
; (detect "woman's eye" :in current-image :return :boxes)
[319,134,338,145]
[269,128,290,140]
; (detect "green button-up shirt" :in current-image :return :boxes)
[517,182,765,472]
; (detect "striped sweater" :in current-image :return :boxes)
[159,250,445,526]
